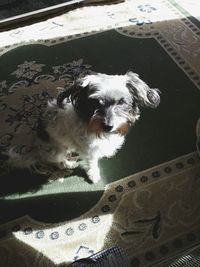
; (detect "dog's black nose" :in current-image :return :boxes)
[103,123,113,132]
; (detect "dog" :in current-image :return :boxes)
[8,71,160,183]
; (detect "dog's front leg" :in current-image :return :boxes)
[86,157,101,183]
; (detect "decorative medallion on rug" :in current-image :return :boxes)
[0,0,200,266]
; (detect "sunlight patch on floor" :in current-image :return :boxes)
[0,0,193,50]
[13,213,113,264]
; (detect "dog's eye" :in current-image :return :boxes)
[89,98,104,108]
[118,98,126,105]
[98,99,104,106]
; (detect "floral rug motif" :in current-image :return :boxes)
[0,0,200,266]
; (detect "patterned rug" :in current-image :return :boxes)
[0,0,200,266]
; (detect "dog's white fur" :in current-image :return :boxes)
[39,100,124,182]
[8,72,160,183]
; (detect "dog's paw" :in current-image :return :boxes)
[58,159,77,169]
[87,168,101,183]
[48,169,73,181]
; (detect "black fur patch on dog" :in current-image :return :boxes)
[36,117,50,142]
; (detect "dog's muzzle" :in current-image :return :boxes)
[102,123,113,132]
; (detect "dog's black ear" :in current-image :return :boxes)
[57,84,73,108]
[57,80,92,120]
[57,82,86,109]
[126,71,161,108]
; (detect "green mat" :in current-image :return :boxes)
[0,0,200,266]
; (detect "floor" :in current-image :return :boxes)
[175,0,200,21]
[0,0,75,20]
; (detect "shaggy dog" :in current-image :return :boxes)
[9,71,160,183]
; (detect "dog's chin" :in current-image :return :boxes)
[114,122,131,136]
[87,118,130,137]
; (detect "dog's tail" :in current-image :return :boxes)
[7,143,56,175]
[7,145,37,169]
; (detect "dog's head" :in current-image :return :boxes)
[57,71,160,136]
